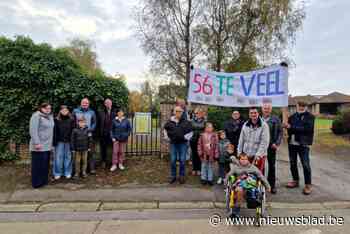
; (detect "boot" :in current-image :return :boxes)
[303,184,312,195]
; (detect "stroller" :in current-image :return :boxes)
[225,156,268,224]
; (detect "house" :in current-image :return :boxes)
[288,92,350,116]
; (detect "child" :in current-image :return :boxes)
[225,153,271,218]
[110,109,132,172]
[53,105,74,180]
[198,122,218,186]
[217,131,230,185]
[71,117,92,179]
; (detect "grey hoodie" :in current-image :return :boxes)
[29,111,54,152]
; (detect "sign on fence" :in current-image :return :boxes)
[188,64,288,107]
[134,112,152,135]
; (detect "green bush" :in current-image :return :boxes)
[331,109,350,135]
[0,143,19,162]
[0,36,129,144]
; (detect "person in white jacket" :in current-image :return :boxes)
[237,107,270,161]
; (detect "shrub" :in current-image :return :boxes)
[331,109,350,135]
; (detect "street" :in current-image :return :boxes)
[0,208,349,234]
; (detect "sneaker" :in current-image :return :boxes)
[118,164,125,170]
[73,175,79,180]
[54,176,61,180]
[90,170,96,175]
[110,164,117,172]
[303,184,312,195]
[82,173,88,178]
[65,175,72,179]
[217,178,223,185]
[286,181,299,188]
[201,180,207,185]
[208,181,214,186]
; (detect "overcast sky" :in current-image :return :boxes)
[0,0,349,96]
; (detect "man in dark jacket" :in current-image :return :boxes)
[164,106,193,184]
[284,101,315,195]
[224,110,244,155]
[97,99,116,169]
[262,103,283,194]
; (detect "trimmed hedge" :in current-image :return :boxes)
[0,36,129,144]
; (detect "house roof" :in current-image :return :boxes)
[288,92,350,106]
[317,92,350,103]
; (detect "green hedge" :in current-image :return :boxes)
[207,106,282,131]
[0,36,129,144]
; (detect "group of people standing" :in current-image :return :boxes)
[164,100,315,195]
[29,98,132,188]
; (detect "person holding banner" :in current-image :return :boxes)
[224,110,244,155]
[261,103,283,194]
[284,101,315,195]
[190,107,206,176]
[164,106,193,184]
[237,107,270,161]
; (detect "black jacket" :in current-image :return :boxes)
[164,117,192,144]
[97,108,116,137]
[264,115,283,147]
[71,127,92,151]
[288,111,315,146]
[53,117,74,146]
[224,118,244,146]
[190,117,206,143]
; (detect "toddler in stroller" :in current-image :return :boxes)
[225,153,270,219]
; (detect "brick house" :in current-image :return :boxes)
[288,92,350,116]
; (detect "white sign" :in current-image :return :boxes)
[188,65,288,107]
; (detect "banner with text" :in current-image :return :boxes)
[188,65,288,107]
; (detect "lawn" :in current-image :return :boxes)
[314,118,350,152]
[0,156,205,192]
[315,118,333,132]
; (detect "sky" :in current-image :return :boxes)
[0,0,349,96]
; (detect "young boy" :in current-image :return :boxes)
[225,153,271,218]
[217,131,231,185]
[198,122,219,186]
[71,117,92,179]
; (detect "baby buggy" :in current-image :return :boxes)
[225,156,268,224]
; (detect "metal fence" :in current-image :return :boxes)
[125,112,161,156]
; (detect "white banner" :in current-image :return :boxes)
[188,65,288,107]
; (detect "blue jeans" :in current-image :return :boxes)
[288,144,312,185]
[201,161,214,182]
[170,143,188,178]
[53,142,72,177]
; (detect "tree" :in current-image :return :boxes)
[136,0,305,85]
[135,0,202,90]
[200,0,305,72]
[60,38,105,78]
[128,91,144,113]
[200,0,236,72]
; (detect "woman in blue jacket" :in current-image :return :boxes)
[110,109,132,172]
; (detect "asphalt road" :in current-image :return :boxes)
[0,208,349,234]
